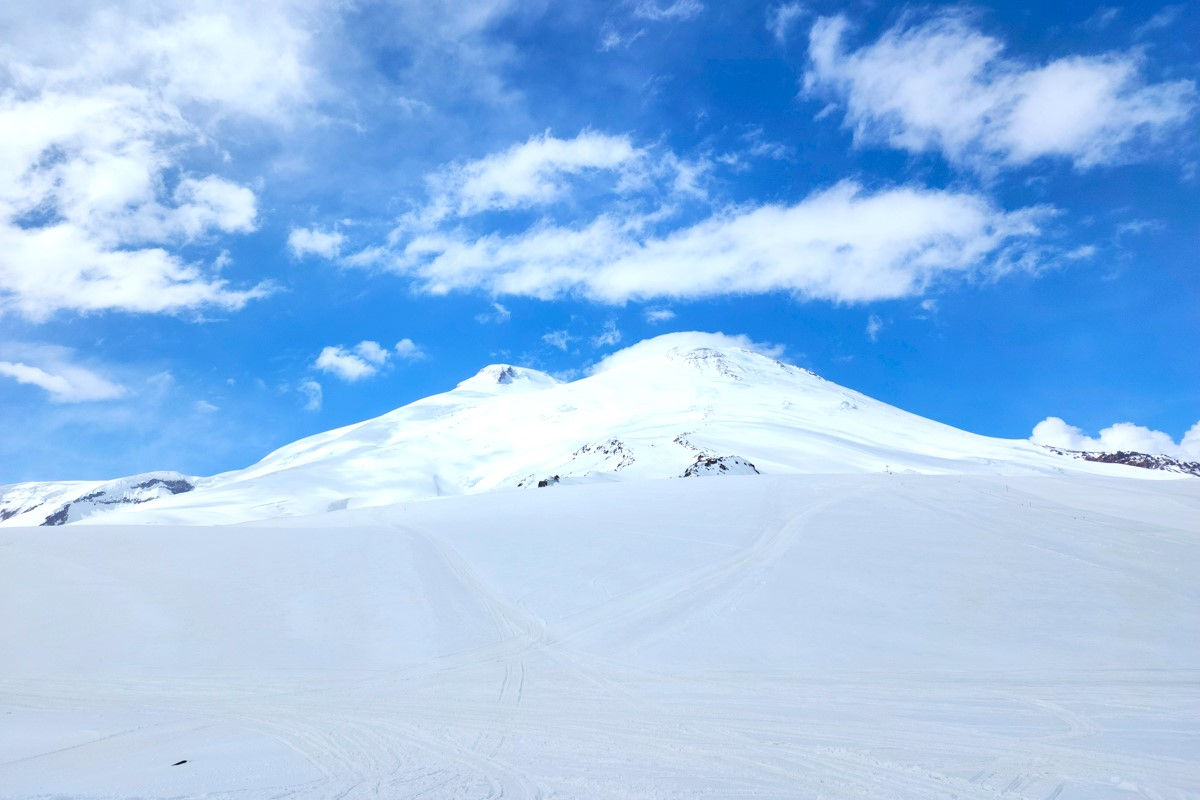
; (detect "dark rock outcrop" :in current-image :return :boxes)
[681,455,760,477]
[1045,447,1200,477]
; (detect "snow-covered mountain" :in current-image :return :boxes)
[0,472,195,527]
[42,331,1170,527]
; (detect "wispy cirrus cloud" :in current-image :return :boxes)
[865,314,883,342]
[475,302,512,324]
[768,3,807,43]
[0,359,126,404]
[592,320,622,347]
[297,379,323,412]
[541,330,574,351]
[804,12,1197,170]
[0,343,130,403]
[632,1,704,22]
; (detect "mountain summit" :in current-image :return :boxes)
[2,332,1180,527]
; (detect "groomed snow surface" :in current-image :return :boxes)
[3,473,1198,799]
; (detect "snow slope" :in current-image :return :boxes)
[82,332,1175,527]
[2,473,1197,798]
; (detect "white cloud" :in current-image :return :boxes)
[592,320,622,347]
[146,371,176,392]
[742,127,794,161]
[314,344,383,382]
[298,379,323,411]
[354,340,391,365]
[804,13,1197,169]
[313,338,424,381]
[341,246,390,268]
[866,314,883,342]
[1085,7,1121,30]
[542,330,573,351]
[475,301,512,324]
[412,131,644,226]
[393,180,1051,304]
[289,227,345,259]
[1116,219,1164,236]
[168,177,258,238]
[1031,416,1200,460]
[598,22,646,52]
[369,131,736,296]
[0,358,126,403]
[0,221,273,319]
[645,307,676,323]
[633,1,704,21]
[19,3,315,116]
[194,399,219,413]
[390,131,718,244]
[591,331,786,375]
[0,2,317,319]
[768,3,807,43]
[1135,5,1184,38]
[335,0,526,110]
[394,338,426,361]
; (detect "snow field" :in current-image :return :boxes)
[1,473,1197,798]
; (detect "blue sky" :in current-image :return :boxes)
[1,0,1197,482]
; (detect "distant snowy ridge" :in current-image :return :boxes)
[4,332,1190,528]
[0,472,195,527]
[1042,446,1200,477]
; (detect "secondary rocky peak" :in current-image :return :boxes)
[490,365,518,384]
[1043,446,1200,477]
[672,346,747,380]
[456,363,559,392]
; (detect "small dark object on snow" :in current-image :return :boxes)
[537,475,561,488]
[172,760,188,766]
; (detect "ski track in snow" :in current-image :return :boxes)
[1,475,1198,799]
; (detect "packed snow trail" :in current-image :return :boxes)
[1,474,1197,798]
